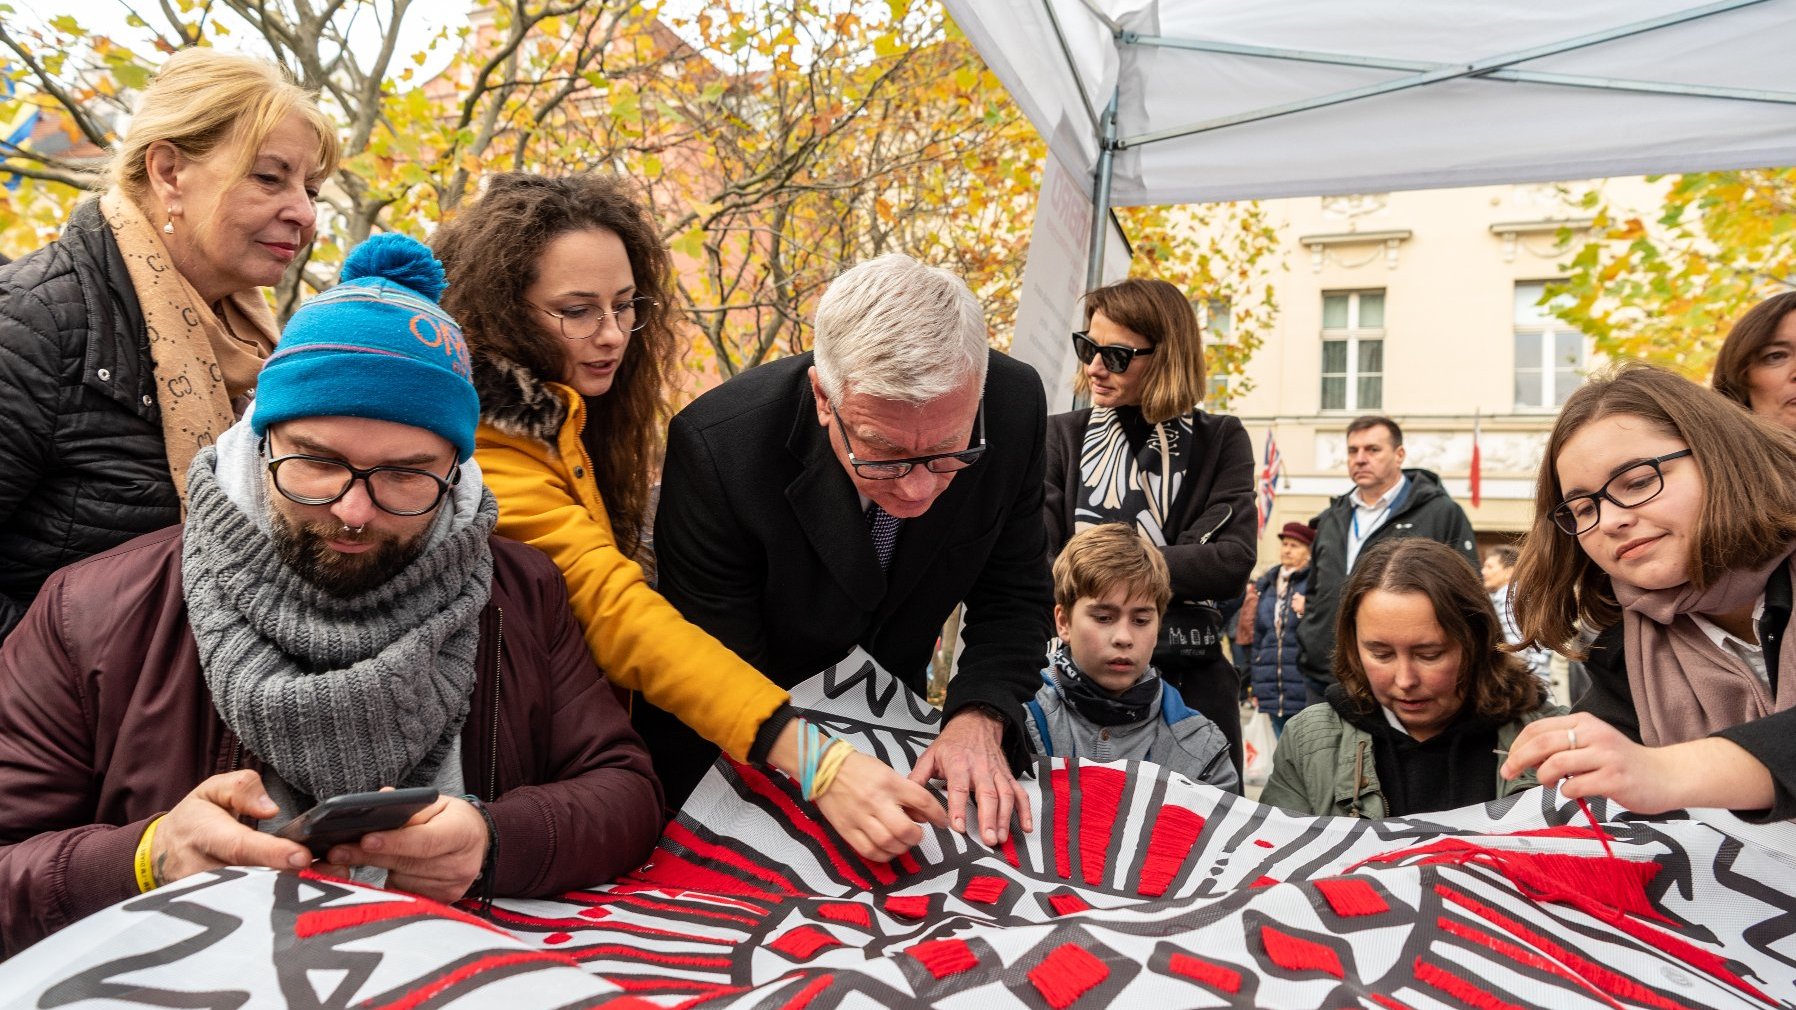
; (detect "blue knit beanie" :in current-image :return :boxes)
[254,233,478,461]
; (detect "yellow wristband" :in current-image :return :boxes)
[810,740,855,800]
[133,816,164,894]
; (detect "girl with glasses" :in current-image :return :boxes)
[433,173,943,862]
[1043,278,1258,785]
[1504,363,1796,820]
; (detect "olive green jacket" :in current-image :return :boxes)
[1258,700,1564,819]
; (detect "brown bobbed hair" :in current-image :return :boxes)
[433,172,677,561]
[1712,291,1796,412]
[1076,278,1207,425]
[1333,539,1545,723]
[1052,522,1172,615]
[1511,362,1796,656]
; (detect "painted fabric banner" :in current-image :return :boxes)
[5,653,1795,1009]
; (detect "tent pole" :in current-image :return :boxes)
[1086,90,1118,290]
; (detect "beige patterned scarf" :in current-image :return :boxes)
[99,189,280,506]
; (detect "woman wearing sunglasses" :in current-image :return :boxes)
[1043,278,1258,782]
[1503,363,1796,820]
[432,173,940,862]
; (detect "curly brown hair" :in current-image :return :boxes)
[433,173,677,559]
[1333,539,1545,723]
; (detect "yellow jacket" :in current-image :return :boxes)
[473,357,786,762]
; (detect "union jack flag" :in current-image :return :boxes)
[1257,429,1282,534]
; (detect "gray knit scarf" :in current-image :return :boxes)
[181,446,497,801]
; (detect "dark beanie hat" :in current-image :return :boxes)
[253,234,478,461]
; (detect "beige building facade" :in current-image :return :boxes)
[1217,179,1661,573]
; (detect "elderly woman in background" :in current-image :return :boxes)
[0,49,337,640]
[1711,291,1796,432]
[1261,538,1562,819]
[1043,278,1258,778]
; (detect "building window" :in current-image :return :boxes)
[1514,282,1584,409]
[1320,290,1383,411]
[1198,298,1231,405]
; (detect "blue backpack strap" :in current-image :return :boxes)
[1026,698,1054,754]
[1159,679,1195,726]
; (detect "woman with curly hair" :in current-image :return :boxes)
[1260,538,1563,818]
[1503,363,1796,820]
[433,173,943,862]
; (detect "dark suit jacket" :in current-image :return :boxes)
[654,350,1053,779]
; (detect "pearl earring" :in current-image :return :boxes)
[163,209,175,235]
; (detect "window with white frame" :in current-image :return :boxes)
[1198,298,1231,405]
[1514,282,1585,409]
[1320,290,1383,411]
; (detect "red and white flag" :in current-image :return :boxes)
[1257,429,1283,533]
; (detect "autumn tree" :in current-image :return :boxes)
[1552,168,1796,378]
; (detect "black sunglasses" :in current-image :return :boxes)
[1072,331,1155,374]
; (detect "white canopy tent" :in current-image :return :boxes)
[941,0,1796,285]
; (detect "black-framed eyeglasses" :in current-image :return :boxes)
[527,296,657,341]
[263,437,461,517]
[830,402,987,480]
[1072,331,1155,374]
[1550,449,1692,536]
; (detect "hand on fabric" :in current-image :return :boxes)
[1291,593,1305,617]
[908,707,1033,846]
[325,794,488,903]
[1500,714,1776,814]
[815,750,948,861]
[152,770,311,884]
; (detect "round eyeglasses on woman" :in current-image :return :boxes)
[1550,448,1692,535]
[528,296,658,341]
[265,438,461,517]
[830,403,987,480]
[1072,331,1155,374]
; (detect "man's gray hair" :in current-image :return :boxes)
[813,254,989,405]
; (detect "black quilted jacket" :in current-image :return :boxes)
[0,200,174,641]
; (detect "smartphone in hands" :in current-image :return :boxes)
[275,787,440,858]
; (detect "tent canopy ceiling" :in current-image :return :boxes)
[942,0,1796,206]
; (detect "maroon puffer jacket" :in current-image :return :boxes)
[0,526,664,958]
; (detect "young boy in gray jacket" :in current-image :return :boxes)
[1025,523,1240,793]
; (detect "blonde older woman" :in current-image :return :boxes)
[0,49,337,640]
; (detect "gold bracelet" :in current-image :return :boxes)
[810,740,855,800]
[133,816,165,894]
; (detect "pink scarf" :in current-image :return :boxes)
[1616,545,1796,746]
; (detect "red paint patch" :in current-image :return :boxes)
[1415,956,1528,1010]
[1314,877,1389,917]
[883,895,931,919]
[544,932,571,945]
[768,925,841,961]
[1260,924,1344,979]
[1137,805,1204,897]
[962,875,1008,904]
[1077,766,1127,886]
[817,902,872,928]
[1254,838,1274,848]
[1048,893,1092,916]
[779,973,834,1009]
[1027,943,1110,1009]
[1249,875,1280,888]
[907,938,980,979]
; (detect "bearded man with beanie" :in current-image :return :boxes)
[0,235,662,957]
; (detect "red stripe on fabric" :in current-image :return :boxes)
[1047,893,1091,916]
[733,764,873,889]
[624,850,784,906]
[1502,826,1609,840]
[362,951,571,1010]
[1260,925,1344,979]
[1249,876,1280,888]
[1027,943,1110,1009]
[295,899,509,940]
[591,891,763,927]
[1166,952,1242,994]
[907,938,980,979]
[1000,830,1022,868]
[1437,884,1695,1010]
[543,945,734,970]
[884,895,931,919]
[545,932,571,944]
[962,875,1008,904]
[1314,877,1389,917]
[769,925,841,961]
[780,974,834,1009]
[1075,766,1126,886]
[650,820,802,897]
[1435,917,1626,1010]
[1051,767,1073,880]
[1353,839,1667,921]
[818,902,873,928]
[1253,839,1274,848]
[1367,995,1417,1010]
[898,852,923,875]
[1415,956,1528,1010]
[1137,805,1204,897]
[487,906,738,947]
[592,998,664,1010]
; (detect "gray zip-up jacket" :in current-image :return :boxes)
[1023,667,1241,793]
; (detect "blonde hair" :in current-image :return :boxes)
[1076,278,1207,425]
[1052,523,1172,614]
[112,49,338,202]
